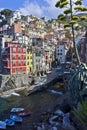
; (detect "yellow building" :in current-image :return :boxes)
[26,47,33,74]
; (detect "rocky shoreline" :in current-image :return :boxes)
[0,70,63,95]
[0,71,86,130]
[29,91,86,130]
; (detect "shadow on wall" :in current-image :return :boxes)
[0,76,2,88]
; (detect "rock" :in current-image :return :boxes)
[37,126,42,130]
[49,115,60,126]
[63,125,76,130]
[51,126,57,130]
[0,88,3,93]
[41,123,45,130]
[63,113,70,127]
[54,109,64,116]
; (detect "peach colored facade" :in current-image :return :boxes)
[14,21,22,34]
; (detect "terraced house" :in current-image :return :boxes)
[26,46,33,74]
[2,42,26,74]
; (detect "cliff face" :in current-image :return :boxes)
[0,74,30,92]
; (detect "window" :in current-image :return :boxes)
[18,48,22,52]
[18,61,21,65]
[13,61,16,66]
[36,65,38,70]
[27,62,29,65]
[13,48,16,52]
[16,68,18,73]
[23,55,26,59]
[24,61,26,65]
[23,48,26,52]
[18,55,21,59]
[30,56,32,59]
[46,56,48,59]
[27,56,29,59]
[20,68,22,72]
[13,55,16,59]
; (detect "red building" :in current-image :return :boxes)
[2,42,26,74]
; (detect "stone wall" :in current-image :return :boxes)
[0,74,30,92]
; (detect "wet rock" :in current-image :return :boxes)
[54,109,64,116]
[37,126,42,130]
[51,126,57,130]
[63,113,71,127]
[41,123,45,130]
[49,115,60,126]
[63,125,76,130]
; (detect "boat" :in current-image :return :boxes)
[47,89,63,95]
[0,121,6,129]
[4,119,15,126]
[11,108,24,113]
[17,111,31,117]
[54,83,64,89]
[0,92,20,102]
[55,66,62,71]
[10,114,23,123]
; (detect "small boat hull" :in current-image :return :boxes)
[10,114,23,123]
[11,108,24,113]
[0,121,6,129]
[0,92,20,102]
[54,83,64,89]
[17,111,31,117]
[4,119,15,126]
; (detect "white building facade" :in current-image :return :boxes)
[55,45,66,63]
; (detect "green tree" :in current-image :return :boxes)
[1,9,12,18]
[73,101,87,127]
[0,9,12,26]
[55,0,87,65]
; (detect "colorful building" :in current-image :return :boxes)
[78,36,87,64]
[32,47,43,74]
[55,45,66,63]
[44,49,50,71]
[2,42,26,74]
[26,46,33,74]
